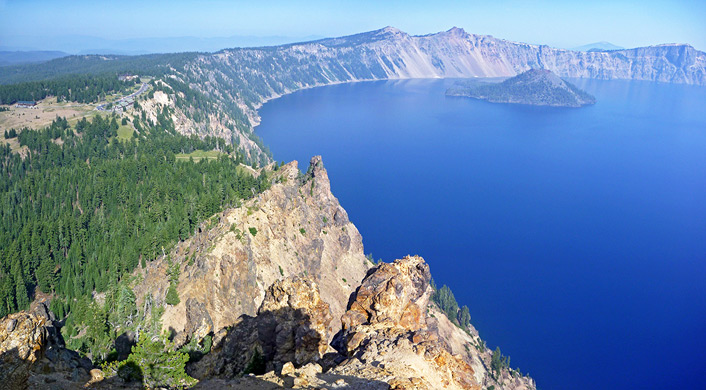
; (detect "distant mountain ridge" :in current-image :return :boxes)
[0,34,325,55]
[4,26,704,85]
[0,50,68,66]
[572,41,624,52]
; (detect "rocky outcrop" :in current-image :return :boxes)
[191,276,333,378]
[0,299,94,390]
[0,312,46,390]
[188,256,536,390]
[132,155,371,349]
[329,256,479,390]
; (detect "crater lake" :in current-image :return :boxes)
[256,78,706,390]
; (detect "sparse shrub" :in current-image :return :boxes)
[103,336,196,388]
[249,227,258,236]
[491,347,510,380]
[242,348,266,376]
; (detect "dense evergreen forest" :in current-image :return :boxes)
[0,53,199,85]
[0,115,270,325]
[0,74,140,104]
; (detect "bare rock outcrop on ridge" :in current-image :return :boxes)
[0,299,94,390]
[329,256,479,390]
[132,156,371,349]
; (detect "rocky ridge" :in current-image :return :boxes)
[0,157,535,389]
[132,156,372,348]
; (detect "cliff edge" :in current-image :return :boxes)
[0,157,537,390]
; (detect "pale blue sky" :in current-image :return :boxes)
[1,0,704,50]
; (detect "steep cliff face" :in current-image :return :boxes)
[180,26,705,154]
[190,276,334,379]
[132,156,372,347]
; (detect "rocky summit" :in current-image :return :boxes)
[0,157,536,389]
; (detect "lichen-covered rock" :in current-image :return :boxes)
[0,312,46,390]
[0,302,93,390]
[341,256,431,336]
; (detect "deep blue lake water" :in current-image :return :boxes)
[256,78,706,390]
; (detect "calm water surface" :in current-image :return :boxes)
[256,78,706,390]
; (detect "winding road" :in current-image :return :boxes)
[96,83,149,111]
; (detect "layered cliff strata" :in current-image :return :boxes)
[189,26,705,128]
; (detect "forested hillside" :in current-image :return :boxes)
[0,114,270,329]
[0,74,140,104]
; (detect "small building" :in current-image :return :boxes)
[118,74,138,82]
[16,101,37,108]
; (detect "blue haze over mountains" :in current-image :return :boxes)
[0,34,325,57]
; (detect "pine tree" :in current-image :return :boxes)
[165,284,180,306]
[457,305,471,331]
[103,337,196,388]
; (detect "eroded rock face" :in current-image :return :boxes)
[0,312,46,390]
[0,301,93,390]
[132,156,371,349]
[191,276,333,379]
[341,256,431,336]
[258,276,333,365]
[331,256,480,390]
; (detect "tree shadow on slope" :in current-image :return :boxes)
[186,305,388,389]
[188,306,323,378]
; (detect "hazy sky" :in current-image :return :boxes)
[1,0,705,50]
